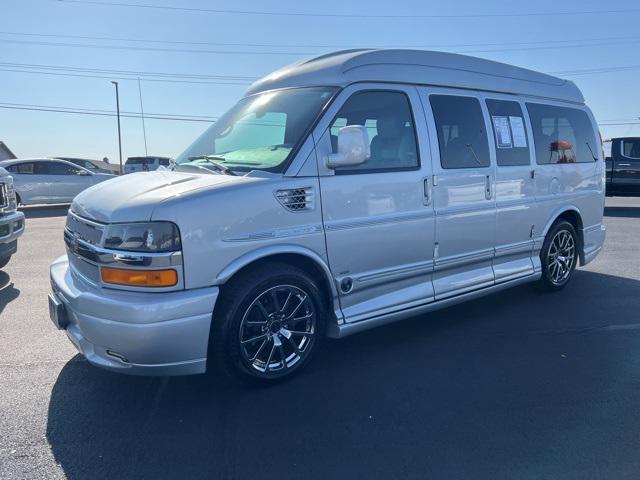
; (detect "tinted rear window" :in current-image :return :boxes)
[622,139,640,159]
[430,95,490,169]
[526,103,597,164]
[486,99,531,167]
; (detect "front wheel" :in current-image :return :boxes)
[209,263,325,383]
[537,220,578,291]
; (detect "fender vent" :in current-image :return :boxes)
[274,187,314,212]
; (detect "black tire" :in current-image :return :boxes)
[208,262,326,384]
[0,256,10,269]
[536,220,578,292]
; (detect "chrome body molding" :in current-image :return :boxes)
[223,224,323,242]
[325,210,435,232]
[327,274,541,338]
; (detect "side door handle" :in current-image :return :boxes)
[617,163,631,167]
[423,177,431,206]
[485,175,492,200]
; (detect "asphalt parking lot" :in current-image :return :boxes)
[1,198,639,480]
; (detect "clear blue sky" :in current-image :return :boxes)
[2,0,639,162]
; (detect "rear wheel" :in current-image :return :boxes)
[0,256,11,269]
[209,263,325,383]
[537,220,578,291]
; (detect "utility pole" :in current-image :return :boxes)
[137,77,148,156]
[111,81,123,175]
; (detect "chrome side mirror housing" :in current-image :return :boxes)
[326,125,370,169]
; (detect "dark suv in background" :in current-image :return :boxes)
[606,137,640,196]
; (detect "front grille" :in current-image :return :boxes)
[68,252,100,284]
[66,212,104,245]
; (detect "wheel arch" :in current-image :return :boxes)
[542,206,585,265]
[215,245,341,323]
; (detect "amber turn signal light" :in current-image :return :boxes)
[101,267,178,287]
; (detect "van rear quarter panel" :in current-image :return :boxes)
[521,100,604,241]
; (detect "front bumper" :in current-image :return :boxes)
[0,211,25,255]
[49,255,219,376]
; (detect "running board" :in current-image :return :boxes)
[326,273,541,339]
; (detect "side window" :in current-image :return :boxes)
[7,163,34,174]
[526,103,597,164]
[329,91,419,172]
[159,158,170,166]
[486,99,530,166]
[429,95,490,169]
[40,162,82,175]
[622,139,640,159]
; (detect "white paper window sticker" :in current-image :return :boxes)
[492,116,512,148]
[509,116,527,148]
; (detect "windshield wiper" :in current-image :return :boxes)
[187,155,236,175]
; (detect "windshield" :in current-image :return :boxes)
[176,87,338,173]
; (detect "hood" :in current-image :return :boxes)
[72,171,258,223]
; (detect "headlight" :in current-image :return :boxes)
[1,177,17,212]
[103,222,181,252]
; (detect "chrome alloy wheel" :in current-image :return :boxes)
[239,285,316,376]
[547,229,576,285]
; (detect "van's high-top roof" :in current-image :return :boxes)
[247,49,584,104]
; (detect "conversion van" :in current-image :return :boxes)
[49,50,606,382]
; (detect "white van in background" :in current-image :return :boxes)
[50,49,605,383]
[124,156,174,174]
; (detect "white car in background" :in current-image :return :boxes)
[0,158,115,206]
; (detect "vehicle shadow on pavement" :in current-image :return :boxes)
[46,270,640,480]
[0,270,20,315]
[19,205,69,219]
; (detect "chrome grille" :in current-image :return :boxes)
[68,253,100,284]
[274,187,314,212]
[66,212,104,245]
[0,183,6,208]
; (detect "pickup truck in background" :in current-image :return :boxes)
[606,137,640,196]
[0,167,25,269]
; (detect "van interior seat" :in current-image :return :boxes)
[370,116,412,168]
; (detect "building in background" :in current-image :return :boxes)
[0,142,17,161]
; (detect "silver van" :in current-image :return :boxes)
[49,50,606,382]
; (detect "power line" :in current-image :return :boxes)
[0,38,316,56]
[53,0,640,19]
[0,67,253,85]
[1,100,638,128]
[5,36,640,58]
[0,62,257,81]
[0,102,217,122]
[3,29,640,50]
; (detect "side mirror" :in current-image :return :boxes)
[326,125,370,169]
[78,170,91,176]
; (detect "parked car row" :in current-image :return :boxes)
[47,49,606,383]
[0,158,114,206]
